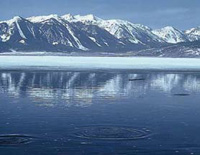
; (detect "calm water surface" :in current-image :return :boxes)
[0,70,200,155]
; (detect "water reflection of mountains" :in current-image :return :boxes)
[0,71,200,107]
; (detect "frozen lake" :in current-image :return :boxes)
[1,56,200,71]
[0,70,200,154]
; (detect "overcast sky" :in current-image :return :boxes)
[0,0,199,30]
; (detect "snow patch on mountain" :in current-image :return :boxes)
[66,14,102,23]
[1,34,10,42]
[19,40,26,44]
[1,16,22,26]
[88,36,101,47]
[15,20,27,39]
[185,27,200,35]
[27,14,60,23]
[61,14,75,21]
[97,19,142,44]
[100,20,164,44]
[185,27,200,41]
[65,24,88,51]
[152,26,188,44]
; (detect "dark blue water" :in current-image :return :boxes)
[0,70,200,155]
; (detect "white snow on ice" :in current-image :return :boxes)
[0,56,200,71]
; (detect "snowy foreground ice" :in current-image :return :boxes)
[0,56,200,70]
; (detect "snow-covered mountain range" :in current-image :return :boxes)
[0,14,200,54]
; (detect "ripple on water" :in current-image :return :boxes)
[129,78,146,81]
[73,126,151,141]
[0,134,35,146]
[173,93,190,96]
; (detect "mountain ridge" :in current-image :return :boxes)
[0,14,200,55]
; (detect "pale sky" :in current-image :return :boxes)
[0,0,199,30]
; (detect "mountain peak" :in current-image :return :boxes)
[164,26,175,29]
[73,14,102,22]
[185,26,200,34]
[0,16,24,26]
[12,16,23,21]
[27,14,60,23]
[152,26,187,44]
[61,14,74,20]
[185,26,200,41]
[158,26,179,32]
